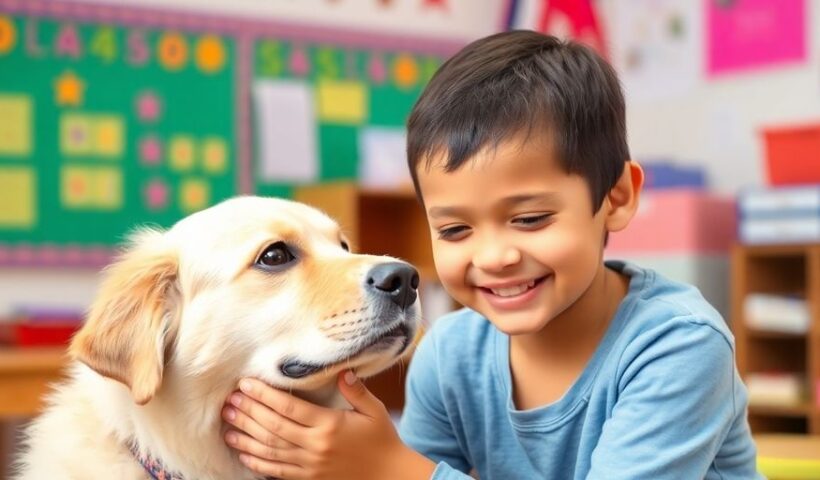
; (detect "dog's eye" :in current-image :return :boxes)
[257,242,295,267]
[341,240,350,251]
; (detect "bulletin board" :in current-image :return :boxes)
[0,2,238,263]
[251,38,444,198]
[0,0,460,265]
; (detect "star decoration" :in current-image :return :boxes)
[136,91,162,122]
[145,179,170,209]
[139,136,162,165]
[54,70,85,107]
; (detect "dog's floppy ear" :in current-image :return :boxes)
[70,227,179,405]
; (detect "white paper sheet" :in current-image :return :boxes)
[358,127,410,188]
[253,80,318,183]
[611,0,701,103]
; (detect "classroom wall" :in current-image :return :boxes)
[1,0,501,316]
[73,0,506,40]
[601,0,820,194]
[0,268,99,316]
[43,0,820,196]
[3,0,819,313]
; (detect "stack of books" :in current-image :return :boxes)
[743,293,810,334]
[746,372,806,407]
[738,185,820,244]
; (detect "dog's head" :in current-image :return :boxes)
[69,196,421,405]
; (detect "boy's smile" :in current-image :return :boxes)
[477,275,549,310]
[416,130,636,338]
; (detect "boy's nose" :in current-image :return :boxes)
[472,240,521,272]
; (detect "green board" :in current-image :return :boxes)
[252,39,443,199]
[0,1,453,263]
[0,13,237,248]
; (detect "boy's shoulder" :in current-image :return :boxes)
[613,260,734,348]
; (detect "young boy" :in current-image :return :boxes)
[222,30,760,479]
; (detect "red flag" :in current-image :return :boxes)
[538,0,606,57]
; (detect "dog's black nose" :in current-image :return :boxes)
[366,262,419,310]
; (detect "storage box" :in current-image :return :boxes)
[0,310,82,347]
[606,191,736,316]
[607,190,736,255]
[762,124,820,185]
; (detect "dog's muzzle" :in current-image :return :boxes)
[279,262,420,380]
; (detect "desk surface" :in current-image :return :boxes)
[0,347,67,371]
[755,434,820,480]
[0,347,68,417]
[755,434,820,460]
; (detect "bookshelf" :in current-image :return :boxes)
[731,244,820,434]
[294,182,439,412]
[294,182,436,282]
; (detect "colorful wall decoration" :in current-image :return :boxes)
[0,0,457,265]
[707,0,806,76]
[0,4,237,263]
[252,39,443,198]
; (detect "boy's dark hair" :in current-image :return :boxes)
[407,30,629,212]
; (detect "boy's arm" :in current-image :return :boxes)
[586,318,761,479]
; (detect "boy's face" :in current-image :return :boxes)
[416,132,609,336]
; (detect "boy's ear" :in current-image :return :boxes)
[69,228,180,405]
[604,161,644,233]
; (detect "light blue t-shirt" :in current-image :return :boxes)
[399,261,761,479]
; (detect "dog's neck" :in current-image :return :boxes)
[113,369,349,480]
[292,383,351,410]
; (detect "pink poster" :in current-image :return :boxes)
[707,0,806,76]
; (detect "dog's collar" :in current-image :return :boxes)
[129,442,185,480]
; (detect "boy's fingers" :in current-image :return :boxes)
[224,416,294,450]
[238,453,308,480]
[338,370,386,417]
[224,397,309,447]
[225,430,306,466]
[238,378,330,426]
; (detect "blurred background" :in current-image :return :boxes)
[1,0,819,477]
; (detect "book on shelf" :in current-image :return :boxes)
[743,293,810,334]
[738,185,820,218]
[746,372,806,407]
[737,185,820,244]
[739,216,820,244]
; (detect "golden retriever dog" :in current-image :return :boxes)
[13,196,421,479]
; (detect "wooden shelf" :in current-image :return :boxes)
[747,329,806,341]
[741,243,820,257]
[749,402,814,418]
[732,243,820,435]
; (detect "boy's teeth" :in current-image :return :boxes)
[491,280,535,297]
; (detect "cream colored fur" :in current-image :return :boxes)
[13,196,420,479]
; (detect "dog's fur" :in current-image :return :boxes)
[13,196,421,479]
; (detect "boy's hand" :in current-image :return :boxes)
[223,370,432,480]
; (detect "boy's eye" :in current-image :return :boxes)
[437,225,470,240]
[513,214,552,227]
